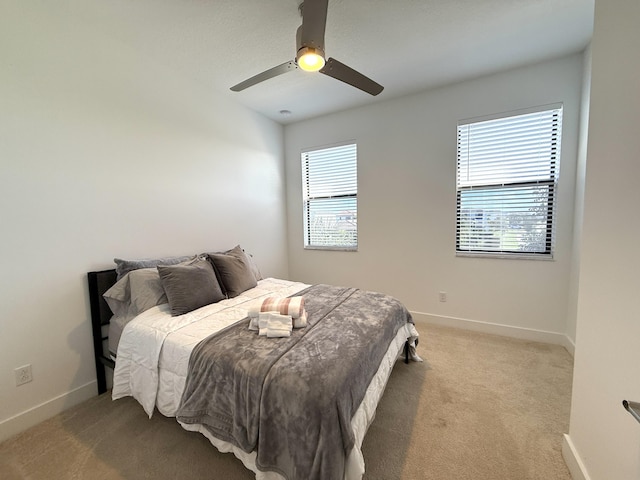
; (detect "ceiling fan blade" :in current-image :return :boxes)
[300,0,328,51]
[230,61,298,92]
[320,57,384,96]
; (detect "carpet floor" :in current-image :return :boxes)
[0,323,573,479]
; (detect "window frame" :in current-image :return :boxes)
[301,142,358,251]
[455,104,563,259]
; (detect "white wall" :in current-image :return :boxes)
[565,0,640,478]
[0,2,288,441]
[284,54,583,347]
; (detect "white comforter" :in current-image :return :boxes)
[111,278,420,480]
[112,278,310,417]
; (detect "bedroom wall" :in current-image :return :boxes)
[564,0,640,478]
[0,2,288,441]
[284,53,584,348]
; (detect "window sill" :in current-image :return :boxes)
[304,246,358,252]
[456,251,554,261]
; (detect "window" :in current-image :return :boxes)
[456,105,563,257]
[302,143,357,250]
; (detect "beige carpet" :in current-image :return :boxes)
[0,323,573,480]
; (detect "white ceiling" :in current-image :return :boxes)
[83,0,594,125]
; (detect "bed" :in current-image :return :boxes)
[88,247,421,480]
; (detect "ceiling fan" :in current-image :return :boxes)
[230,0,384,96]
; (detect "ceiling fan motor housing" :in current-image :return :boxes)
[296,25,325,57]
[295,24,326,71]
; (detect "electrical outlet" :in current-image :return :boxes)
[15,364,32,386]
[439,291,447,303]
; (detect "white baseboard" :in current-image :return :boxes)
[562,434,591,480]
[0,314,575,445]
[411,311,575,356]
[564,335,576,357]
[0,381,97,443]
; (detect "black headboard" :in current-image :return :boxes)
[88,269,117,394]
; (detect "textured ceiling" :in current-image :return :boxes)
[79,0,594,124]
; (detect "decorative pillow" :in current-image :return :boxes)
[157,257,225,316]
[206,246,257,298]
[114,255,193,280]
[103,268,168,318]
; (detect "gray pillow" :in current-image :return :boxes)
[157,257,225,316]
[114,255,193,280]
[103,268,168,318]
[207,248,257,298]
[244,251,263,281]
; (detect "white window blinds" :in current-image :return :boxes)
[456,105,562,256]
[302,143,357,250]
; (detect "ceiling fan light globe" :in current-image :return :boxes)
[296,47,325,72]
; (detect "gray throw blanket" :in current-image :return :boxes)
[176,284,413,480]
